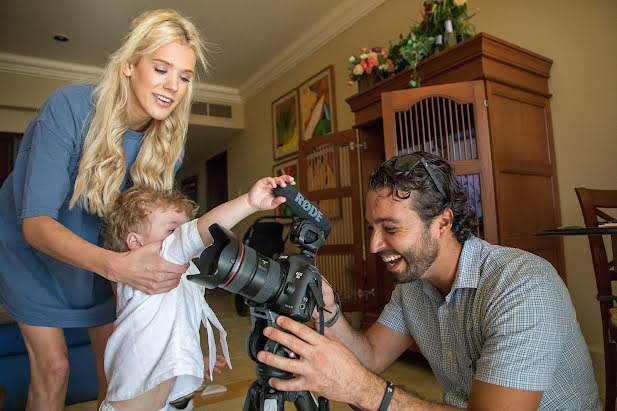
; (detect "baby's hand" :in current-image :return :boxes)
[204,354,229,380]
[248,175,295,211]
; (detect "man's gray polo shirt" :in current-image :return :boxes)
[378,236,600,410]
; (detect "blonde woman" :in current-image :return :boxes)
[0,9,208,410]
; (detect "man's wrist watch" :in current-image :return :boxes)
[378,380,395,411]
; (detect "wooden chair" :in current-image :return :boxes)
[575,187,617,411]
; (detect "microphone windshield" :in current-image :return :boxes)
[273,185,331,238]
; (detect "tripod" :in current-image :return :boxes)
[242,305,329,411]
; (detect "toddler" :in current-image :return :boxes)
[100,175,294,410]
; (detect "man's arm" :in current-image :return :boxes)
[260,317,543,410]
[468,381,542,410]
[259,316,459,410]
[316,280,412,373]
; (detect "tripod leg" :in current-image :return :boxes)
[243,381,261,411]
[291,390,319,411]
[244,380,287,411]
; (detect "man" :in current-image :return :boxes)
[257,152,600,410]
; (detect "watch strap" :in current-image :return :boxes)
[378,380,395,411]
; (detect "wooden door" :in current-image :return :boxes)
[0,133,22,186]
[484,80,565,277]
[205,151,228,211]
[381,80,497,245]
[298,129,364,312]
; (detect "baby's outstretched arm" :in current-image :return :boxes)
[196,175,295,246]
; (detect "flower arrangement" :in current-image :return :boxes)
[346,46,395,87]
[345,0,475,90]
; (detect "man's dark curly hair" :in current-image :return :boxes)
[368,151,477,244]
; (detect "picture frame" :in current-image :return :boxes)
[272,89,301,160]
[272,157,299,217]
[298,65,336,141]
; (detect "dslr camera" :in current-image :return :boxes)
[188,185,332,411]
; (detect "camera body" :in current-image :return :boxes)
[189,220,325,322]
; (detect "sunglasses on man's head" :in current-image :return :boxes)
[391,153,448,201]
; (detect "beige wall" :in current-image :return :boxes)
[2,0,616,372]
[0,72,71,131]
[215,0,617,365]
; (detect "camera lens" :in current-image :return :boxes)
[195,224,286,304]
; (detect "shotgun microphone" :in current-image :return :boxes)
[273,184,331,239]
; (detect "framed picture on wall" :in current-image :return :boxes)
[272,89,301,160]
[272,157,298,217]
[298,65,336,141]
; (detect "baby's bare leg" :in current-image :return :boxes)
[107,378,176,411]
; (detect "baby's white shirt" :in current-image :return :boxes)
[104,219,231,403]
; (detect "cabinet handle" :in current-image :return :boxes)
[349,142,367,151]
[357,288,376,298]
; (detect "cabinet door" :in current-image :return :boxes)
[381,80,497,244]
[298,129,365,312]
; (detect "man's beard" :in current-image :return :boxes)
[391,228,439,284]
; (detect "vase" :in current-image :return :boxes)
[358,75,378,92]
[444,20,457,49]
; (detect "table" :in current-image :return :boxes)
[536,227,617,236]
[536,227,617,268]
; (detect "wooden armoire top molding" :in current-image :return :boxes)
[346,32,553,127]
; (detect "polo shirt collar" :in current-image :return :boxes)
[440,236,481,303]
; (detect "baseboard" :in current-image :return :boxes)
[589,346,605,399]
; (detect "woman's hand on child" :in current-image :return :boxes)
[248,175,295,211]
[112,241,188,294]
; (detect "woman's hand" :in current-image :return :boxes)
[22,216,186,294]
[247,175,295,211]
[111,241,188,294]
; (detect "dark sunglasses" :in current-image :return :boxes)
[391,154,448,201]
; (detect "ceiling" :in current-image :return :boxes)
[0,0,383,156]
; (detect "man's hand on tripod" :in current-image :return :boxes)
[257,315,386,410]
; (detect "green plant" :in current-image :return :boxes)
[413,0,475,40]
[398,33,435,87]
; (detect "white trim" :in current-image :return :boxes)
[239,0,387,99]
[0,52,102,83]
[193,83,242,104]
[0,51,243,104]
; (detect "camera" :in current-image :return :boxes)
[188,185,332,410]
[190,221,324,322]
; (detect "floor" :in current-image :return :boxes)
[66,288,442,410]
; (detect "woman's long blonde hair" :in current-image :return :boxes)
[70,9,207,216]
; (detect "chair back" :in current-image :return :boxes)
[575,187,617,410]
[575,188,617,301]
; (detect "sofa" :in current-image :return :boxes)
[0,307,99,410]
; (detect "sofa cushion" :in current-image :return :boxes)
[0,323,91,356]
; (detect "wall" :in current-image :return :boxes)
[0,72,71,132]
[211,0,617,376]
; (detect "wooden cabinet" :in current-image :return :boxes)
[346,33,565,325]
